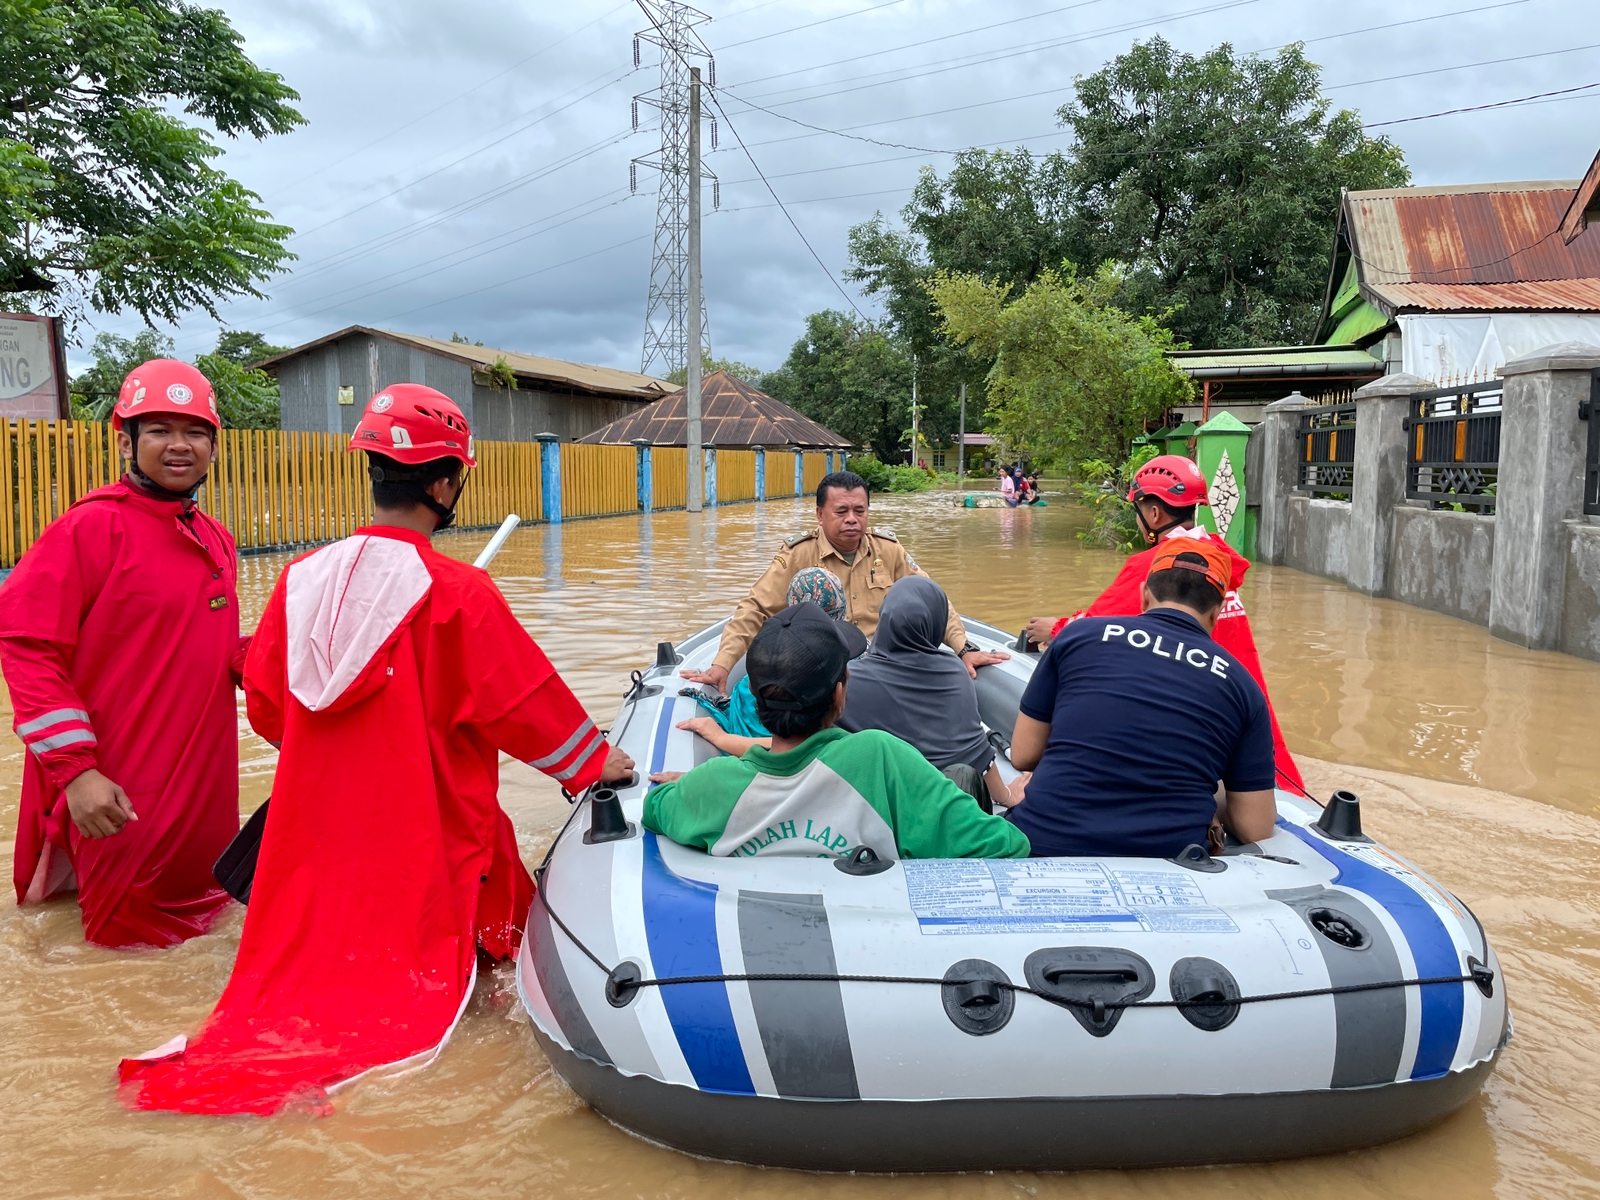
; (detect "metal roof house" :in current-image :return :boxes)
[257,326,670,442]
[578,370,851,449]
[1165,178,1600,425]
[1315,180,1600,382]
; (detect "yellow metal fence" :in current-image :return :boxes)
[2,421,840,568]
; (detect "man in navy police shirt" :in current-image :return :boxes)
[1007,537,1278,857]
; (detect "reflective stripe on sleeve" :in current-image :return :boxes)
[527,718,596,770]
[549,730,605,782]
[29,728,97,754]
[17,708,90,736]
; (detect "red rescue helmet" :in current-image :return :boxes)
[1128,454,1208,507]
[113,359,220,431]
[349,384,476,467]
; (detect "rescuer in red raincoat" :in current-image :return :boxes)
[120,385,635,1115]
[1024,455,1306,792]
[1,360,246,947]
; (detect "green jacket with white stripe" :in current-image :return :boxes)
[643,727,1031,860]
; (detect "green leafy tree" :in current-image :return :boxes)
[848,38,1407,353]
[70,327,281,427]
[930,263,1193,469]
[760,311,914,457]
[69,328,172,418]
[1,0,304,326]
[665,351,765,387]
[211,329,286,367]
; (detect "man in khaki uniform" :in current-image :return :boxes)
[683,471,1009,693]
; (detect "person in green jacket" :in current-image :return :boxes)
[645,603,1030,861]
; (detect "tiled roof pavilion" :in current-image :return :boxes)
[578,370,851,449]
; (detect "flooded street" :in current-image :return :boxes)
[3,492,1599,1198]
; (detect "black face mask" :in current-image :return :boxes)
[1134,500,1187,544]
[369,461,468,531]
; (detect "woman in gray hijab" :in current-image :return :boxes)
[837,574,1022,809]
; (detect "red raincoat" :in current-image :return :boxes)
[1050,528,1305,791]
[120,525,610,1115]
[0,478,246,947]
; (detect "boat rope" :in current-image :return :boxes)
[532,862,1495,1015]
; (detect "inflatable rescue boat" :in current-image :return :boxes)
[516,616,1508,1171]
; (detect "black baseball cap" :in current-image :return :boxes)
[747,603,868,712]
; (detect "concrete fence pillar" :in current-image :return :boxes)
[1254,393,1306,565]
[632,438,652,513]
[793,449,804,498]
[1195,412,1251,554]
[1489,342,1600,649]
[704,447,718,507]
[1347,372,1427,596]
[537,433,562,524]
[755,447,767,501]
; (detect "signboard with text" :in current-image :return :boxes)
[0,313,70,420]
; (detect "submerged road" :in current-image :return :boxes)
[1,491,1597,1197]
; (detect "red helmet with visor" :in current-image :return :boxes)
[1128,454,1209,507]
[113,360,220,431]
[349,384,476,467]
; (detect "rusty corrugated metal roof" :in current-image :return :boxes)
[1343,181,1600,314]
[577,370,852,448]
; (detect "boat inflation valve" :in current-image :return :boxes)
[655,641,681,668]
[942,959,1016,1036]
[605,961,643,1007]
[584,787,636,844]
[1468,956,1496,997]
[1315,789,1372,842]
[834,845,895,876]
[1025,948,1154,1037]
[1169,957,1242,1031]
[1170,843,1226,873]
[1309,906,1370,950]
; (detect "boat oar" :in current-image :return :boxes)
[213,513,526,905]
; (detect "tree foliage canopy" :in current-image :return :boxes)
[849,38,1408,353]
[665,351,764,387]
[761,310,961,458]
[70,326,283,428]
[1,0,303,326]
[930,263,1193,467]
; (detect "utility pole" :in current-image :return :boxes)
[686,67,703,512]
[957,382,966,481]
[910,354,918,466]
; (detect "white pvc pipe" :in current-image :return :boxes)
[472,514,522,570]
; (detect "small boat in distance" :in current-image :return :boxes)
[516,616,1508,1172]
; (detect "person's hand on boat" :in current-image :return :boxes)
[679,663,728,691]
[1001,771,1031,808]
[648,770,684,784]
[600,744,636,784]
[1024,617,1058,647]
[960,648,1011,678]
[64,768,137,838]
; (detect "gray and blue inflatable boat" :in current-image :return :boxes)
[516,617,1508,1171]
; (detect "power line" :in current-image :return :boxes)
[719,0,1115,91]
[1365,80,1600,126]
[275,1,636,193]
[707,90,868,322]
[727,0,1263,108]
[1327,42,1600,92]
[286,67,635,242]
[717,0,909,50]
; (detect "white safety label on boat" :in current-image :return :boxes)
[902,861,1238,936]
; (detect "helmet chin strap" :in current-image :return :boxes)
[419,469,470,532]
[1134,500,1186,545]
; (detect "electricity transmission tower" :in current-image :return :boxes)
[631,0,716,378]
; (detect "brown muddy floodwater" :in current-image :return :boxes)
[3,492,1599,1199]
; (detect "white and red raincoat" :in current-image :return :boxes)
[0,478,246,947]
[120,525,611,1114]
[1050,527,1306,792]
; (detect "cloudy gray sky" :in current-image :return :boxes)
[77,0,1600,377]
